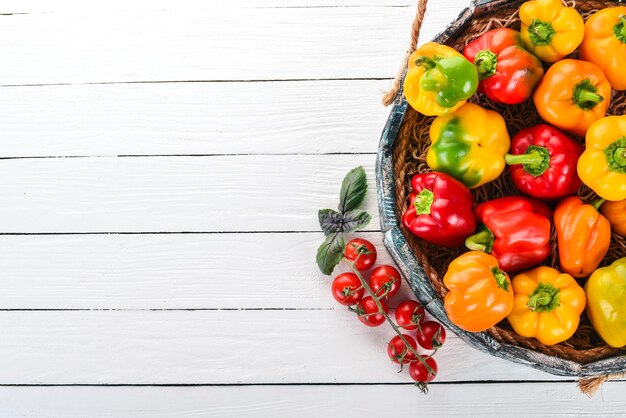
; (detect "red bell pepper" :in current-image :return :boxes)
[463,28,544,104]
[465,196,552,272]
[504,124,584,200]
[402,172,476,247]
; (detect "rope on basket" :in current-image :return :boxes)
[578,372,626,396]
[382,0,429,106]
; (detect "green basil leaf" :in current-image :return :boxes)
[316,232,345,276]
[319,208,343,236]
[341,209,371,232]
[338,166,367,213]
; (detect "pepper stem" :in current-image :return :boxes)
[527,282,561,312]
[528,19,555,46]
[614,16,626,43]
[474,49,497,80]
[573,79,604,111]
[413,188,434,215]
[604,136,626,174]
[504,145,550,177]
[491,267,509,292]
[465,226,495,254]
[415,56,439,71]
[591,198,606,211]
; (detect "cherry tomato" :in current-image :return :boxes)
[344,238,377,271]
[415,321,446,350]
[355,296,387,327]
[409,356,438,384]
[387,334,417,365]
[395,300,425,330]
[330,273,364,306]
[369,265,401,299]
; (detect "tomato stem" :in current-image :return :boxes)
[344,257,436,380]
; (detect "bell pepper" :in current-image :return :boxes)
[427,102,510,188]
[519,0,584,63]
[404,42,478,116]
[580,7,626,90]
[507,266,586,346]
[401,172,476,247]
[465,196,552,273]
[585,258,626,348]
[443,251,514,333]
[577,115,626,201]
[463,28,544,104]
[554,196,611,278]
[533,59,611,138]
[599,199,626,237]
[504,124,584,200]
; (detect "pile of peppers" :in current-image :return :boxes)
[400,1,626,347]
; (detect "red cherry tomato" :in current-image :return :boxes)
[331,272,364,306]
[369,264,402,299]
[344,238,377,271]
[387,334,418,365]
[355,296,387,327]
[409,356,438,384]
[395,300,425,330]
[415,321,446,350]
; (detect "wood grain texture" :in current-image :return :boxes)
[0,155,378,233]
[0,383,621,418]
[0,310,561,384]
[0,232,402,309]
[0,3,468,84]
[0,81,389,157]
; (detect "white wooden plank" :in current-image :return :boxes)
[1,3,468,84]
[0,383,621,418]
[0,155,378,233]
[0,232,413,309]
[0,81,388,156]
[0,310,561,384]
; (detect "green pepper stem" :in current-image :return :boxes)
[465,227,495,254]
[604,136,626,174]
[474,49,497,80]
[573,79,604,111]
[491,267,510,292]
[504,145,550,177]
[413,188,434,215]
[528,19,555,46]
[592,198,606,211]
[614,16,626,43]
[527,282,561,312]
[415,56,438,71]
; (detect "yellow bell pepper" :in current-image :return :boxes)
[578,116,626,201]
[519,0,584,63]
[585,258,626,348]
[507,266,586,346]
[404,43,478,116]
[427,103,510,188]
[580,7,626,90]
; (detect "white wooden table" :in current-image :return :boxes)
[1,0,625,416]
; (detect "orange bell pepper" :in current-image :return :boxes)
[554,196,612,278]
[600,199,626,237]
[580,7,626,90]
[443,251,514,332]
[533,59,611,137]
[507,266,586,346]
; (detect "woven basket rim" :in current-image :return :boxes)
[375,0,626,378]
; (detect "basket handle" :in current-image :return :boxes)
[382,0,429,106]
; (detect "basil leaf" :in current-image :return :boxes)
[341,209,371,233]
[318,208,343,236]
[316,232,345,275]
[338,166,367,213]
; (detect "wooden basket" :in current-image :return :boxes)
[376,0,626,391]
